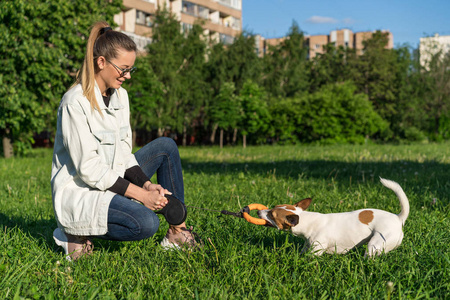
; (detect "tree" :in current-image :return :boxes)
[308,43,358,92]
[145,8,186,137]
[268,96,302,144]
[239,81,270,148]
[206,42,229,97]
[123,56,165,147]
[209,82,242,147]
[416,50,450,140]
[262,21,309,98]
[205,33,262,144]
[350,31,405,139]
[177,23,209,146]
[0,0,122,156]
[298,82,388,144]
[226,33,262,93]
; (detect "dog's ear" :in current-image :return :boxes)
[285,214,299,227]
[295,198,312,210]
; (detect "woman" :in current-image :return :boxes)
[51,21,196,261]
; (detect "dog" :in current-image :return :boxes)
[258,178,409,257]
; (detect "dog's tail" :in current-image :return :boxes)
[379,178,409,225]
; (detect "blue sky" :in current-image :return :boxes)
[242,0,450,49]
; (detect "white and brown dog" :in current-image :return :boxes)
[258,178,409,257]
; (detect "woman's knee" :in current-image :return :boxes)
[139,212,160,239]
[155,137,178,153]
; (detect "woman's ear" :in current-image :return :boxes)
[96,56,106,70]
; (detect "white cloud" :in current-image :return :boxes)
[306,16,338,24]
[342,18,356,25]
[305,16,357,25]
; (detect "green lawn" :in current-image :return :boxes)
[1,143,449,299]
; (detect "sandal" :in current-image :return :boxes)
[53,228,94,261]
[160,226,202,250]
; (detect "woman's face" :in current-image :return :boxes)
[96,48,136,95]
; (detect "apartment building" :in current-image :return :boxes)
[113,0,242,52]
[419,33,450,69]
[256,29,393,59]
[308,29,393,58]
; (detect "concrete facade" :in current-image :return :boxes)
[114,0,242,52]
[419,33,450,69]
[256,29,394,59]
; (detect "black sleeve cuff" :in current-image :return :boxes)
[124,165,150,188]
[108,177,130,196]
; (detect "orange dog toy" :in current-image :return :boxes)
[241,203,268,225]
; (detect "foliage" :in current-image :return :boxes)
[124,56,164,139]
[210,82,242,132]
[298,82,388,144]
[177,22,209,145]
[239,80,271,144]
[205,42,230,97]
[144,8,186,136]
[419,51,450,140]
[0,0,122,154]
[226,33,262,93]
[308,43,358,92]
[268,97,302,144]
[262,21,309,98]
[350,31,405,139]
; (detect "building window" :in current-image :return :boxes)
[198,6,209,19]
[220,33,234,45]
[223,16,241,30]
[182,1,209,19]
[217,0,241,10]
[136,10,152,27]
[182,22,193,35]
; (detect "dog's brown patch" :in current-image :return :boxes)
[274,204,296,210]
[358,210,374,225]
[269,208,299,230]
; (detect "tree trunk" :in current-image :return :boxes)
[232,128,237,145]
[182,125,187,146]
[2,128,14,158]
[219,129,223,148]
[210,123,218,144]
[132,129,137,149]
[158,127,164,137]
[243,134,247,149]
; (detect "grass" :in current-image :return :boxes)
[0,143,449,299]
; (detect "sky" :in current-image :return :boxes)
[242,0,450,49]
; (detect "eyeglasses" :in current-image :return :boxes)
[106,59,136,77]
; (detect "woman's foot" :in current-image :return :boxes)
[53,228,94,261]
[160,226,200,250]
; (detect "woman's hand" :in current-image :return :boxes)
[143,181,171,197]
[141,190,168,211]
[124,182,172,211]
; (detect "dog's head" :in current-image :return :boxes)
[257,198,312,230]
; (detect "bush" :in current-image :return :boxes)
[297,82,388,144]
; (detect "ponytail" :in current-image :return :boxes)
[72,21,137,115]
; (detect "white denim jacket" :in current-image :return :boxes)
[51,83,138,236]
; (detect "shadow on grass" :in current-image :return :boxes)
[0,212,56,248]
[182,159,450,207]
[0,212,155,255]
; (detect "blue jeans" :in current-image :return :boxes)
[97,137,184,241]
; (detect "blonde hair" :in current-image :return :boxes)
[72,21,137,114]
